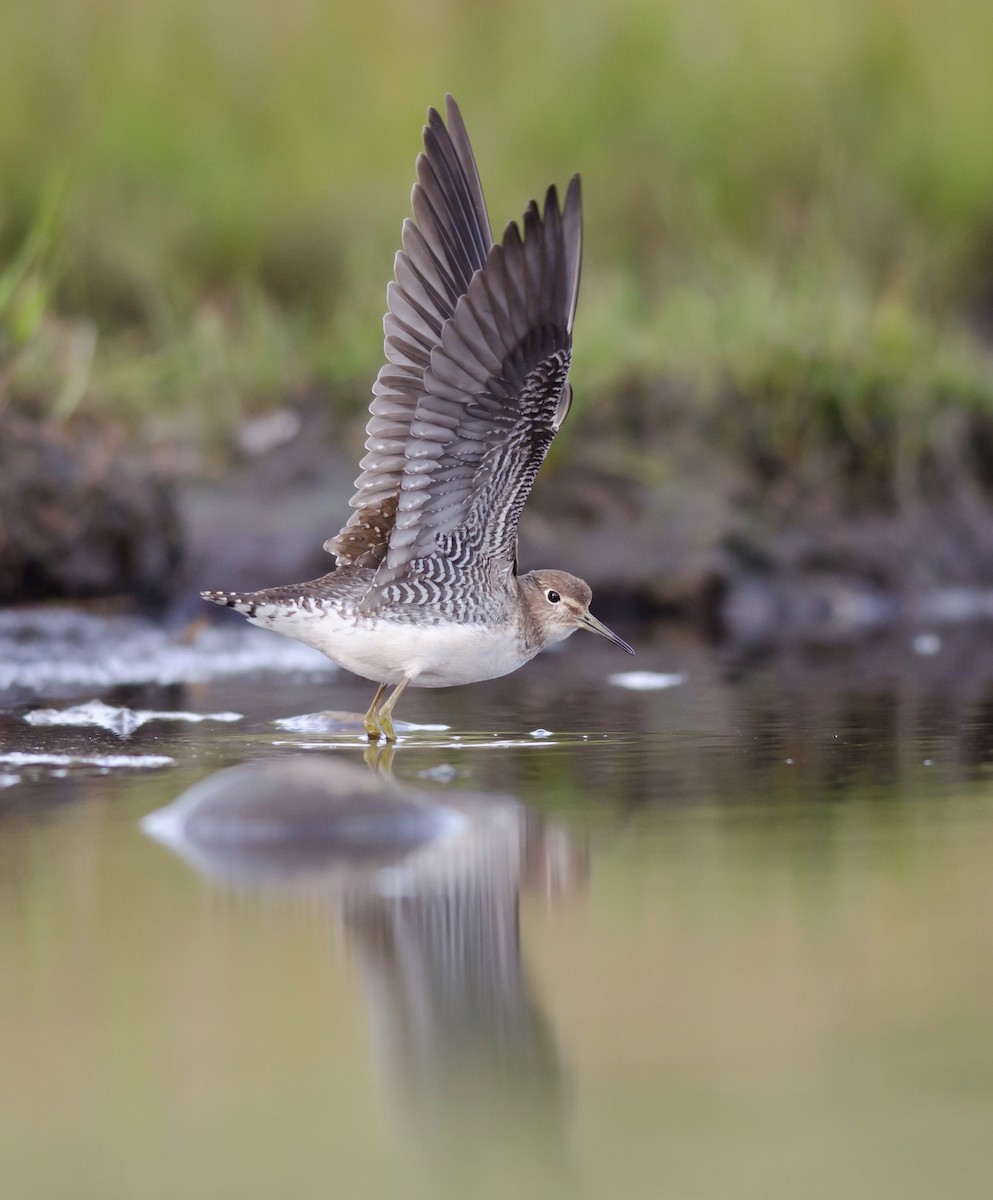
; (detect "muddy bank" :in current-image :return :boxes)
[0,413,182,607]
[6,399,993,642]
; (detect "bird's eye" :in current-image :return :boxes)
[546,589,561,603]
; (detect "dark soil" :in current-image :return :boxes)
[0,413,182,608]
[7,397,993,643]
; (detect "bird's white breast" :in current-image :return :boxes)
[248,604,535,687]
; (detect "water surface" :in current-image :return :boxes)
[2,609,992,1199]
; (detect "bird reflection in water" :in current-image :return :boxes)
[143,756,587,1197]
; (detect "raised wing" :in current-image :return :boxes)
[325,95,492,567]
[372,175,582,591]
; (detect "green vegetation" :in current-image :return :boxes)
[2,0,993,483]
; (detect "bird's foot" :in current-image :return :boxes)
[363,713,398,743]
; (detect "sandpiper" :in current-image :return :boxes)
[203,95,634,741]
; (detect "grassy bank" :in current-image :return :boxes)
[3,0,993,487]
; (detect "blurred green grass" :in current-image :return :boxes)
[2,0,993,479]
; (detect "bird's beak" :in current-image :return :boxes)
[581,611,635,654]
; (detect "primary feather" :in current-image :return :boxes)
[324,95,493,570]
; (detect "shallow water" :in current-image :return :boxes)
[2,608,993,1199]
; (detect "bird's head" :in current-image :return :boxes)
[520,569,634,654]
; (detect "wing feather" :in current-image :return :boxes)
[325,96,492,568]
[324,97,583,586]
[371,176,582,588]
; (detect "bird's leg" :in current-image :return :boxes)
[362,682,388,741]
[375,675,412,743]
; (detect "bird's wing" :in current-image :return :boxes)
[324,95,492,567]
[369,175,582,594]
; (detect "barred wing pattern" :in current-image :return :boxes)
[370,176,582,601]
[325,95,492,568]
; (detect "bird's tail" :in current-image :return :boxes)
[201,589,262,618]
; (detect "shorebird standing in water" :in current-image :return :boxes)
[204,95,633,741]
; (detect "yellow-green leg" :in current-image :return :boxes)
[362,682,388,741]
[375,675,412,743]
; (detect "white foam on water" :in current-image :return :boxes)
[273,712,449,734]
[272,713,358,733]
[24,699,243,738]
[0,773,21,789]
[0,607,335,692]
[609,671,686,691]
[0,751,173,770]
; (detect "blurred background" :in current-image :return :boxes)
[3,0,993,624]
[6,10,993,1197]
